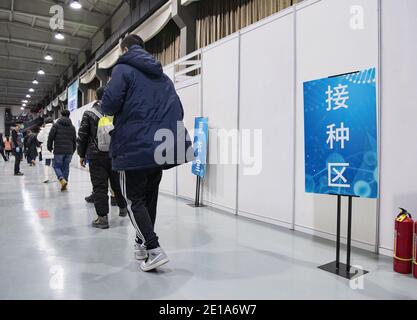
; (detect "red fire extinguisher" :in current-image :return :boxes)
[394,208,414,274]
[413,220,417,278]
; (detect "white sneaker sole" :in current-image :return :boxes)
[135,252,148,261]
[140,257,169,272]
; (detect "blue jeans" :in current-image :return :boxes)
[53,154,72,181]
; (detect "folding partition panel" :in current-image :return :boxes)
[201,35,240,213]
[238,10,295,227]
[294,0,379,251]
[379,0,417,255]
[160,64,177,195]
[176,80,202,200]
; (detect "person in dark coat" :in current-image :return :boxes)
[0,133,8,162]
[24,130,39,166]
[101,34,193,272]
[47,110,76,191]
[77,87,127,229]
[11,123,24,176]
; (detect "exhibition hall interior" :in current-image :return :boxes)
[0,0,416,301]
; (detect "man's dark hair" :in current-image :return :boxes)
[121,34,144,51]
[44,117,53,124]
[96,86,105,101]
[61,110,70,118]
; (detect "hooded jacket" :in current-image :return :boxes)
[37,123,54,160]
[77,101,109,160]
[101,45,193,171]
[47,117,76,155]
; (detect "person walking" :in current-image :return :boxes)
[47,110,76,191]
[0,133,8,162]
[24,130,39,166]
[11,123,24,176]
[4,137,12,160]
[101,35,193,272]
[77,87,128,229]
[37,118,54,183]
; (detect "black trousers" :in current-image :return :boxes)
[89,157,126,217]
[119,168,163,250]
[14,151,22,174]
[0,149,7,161]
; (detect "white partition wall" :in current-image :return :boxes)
[238,10,295,227]
[176,81,201,200]
[379,0,417,255]
[160,64,177,195]
[163,0,413,256]
[201,35,240,213]
[294,0,379,250]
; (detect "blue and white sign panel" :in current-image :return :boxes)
[67,79,79,113]
[191,117,208,178]
[303,67,378,199]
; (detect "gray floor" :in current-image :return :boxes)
[0,159,416,300]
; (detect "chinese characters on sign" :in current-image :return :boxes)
[303,68,378,198]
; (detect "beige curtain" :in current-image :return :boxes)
[196,0,301,49]
[86,78,100,104]
[146,20,181,66]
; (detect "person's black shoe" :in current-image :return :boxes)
[111,196,117,207]
[119,208,128,217]
[92,216,109,229]
[14,172,24,176]
[85,193,95,203]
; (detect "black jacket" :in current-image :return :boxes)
[24,133,39,159]
[12,129,23,150]
[47,117,76,155]
[77,102,109,160]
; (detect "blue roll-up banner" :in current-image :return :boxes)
[191,117,208,178]
[303,67,378,199]
[67,79,79,113]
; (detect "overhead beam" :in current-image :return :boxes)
[0,42,75,61]
[0,21,90,41]
[0,67,60,77]
[0,35,81,52]
[0,2,106,29]
[0,77,55,84]
[0,54,68,67]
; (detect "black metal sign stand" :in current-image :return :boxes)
[187,176,206,208]
[318,194,369,280]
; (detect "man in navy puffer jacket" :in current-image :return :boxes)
[101,35,193,272]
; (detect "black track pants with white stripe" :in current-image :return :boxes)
[119,168,163,250]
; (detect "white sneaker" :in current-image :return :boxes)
[140,247,169,272]
[134,243,148,260]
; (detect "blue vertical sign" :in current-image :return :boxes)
[303,67,378,199]
[192,117,208,178]
[67,79,79,113]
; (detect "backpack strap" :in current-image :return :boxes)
[88,105,103,119]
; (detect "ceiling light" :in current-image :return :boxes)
[37,69,45,75]
[33,79,39,84]
[26,94,31,98]
[29,88,35,92]
[44,53,53,61]
[70,1,82,9]
[22,100,28,103]
[55,32,65,40]
[21,107,25,110]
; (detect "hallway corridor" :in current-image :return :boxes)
[0,160,415,300]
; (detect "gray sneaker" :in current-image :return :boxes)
[119,208,128,217]
[134,243,148,260]
[92,215,109,229]
[140,247,169,272]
